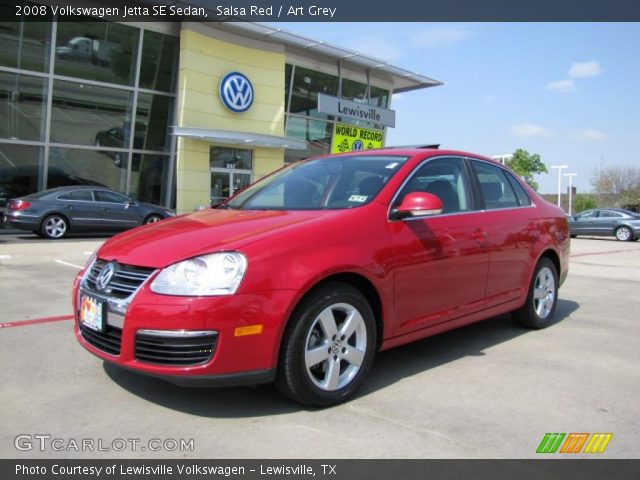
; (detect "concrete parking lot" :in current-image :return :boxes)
[0,232,638,458]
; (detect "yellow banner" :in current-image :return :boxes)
[330,123,385,154]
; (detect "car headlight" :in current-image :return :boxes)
[150,252,247,296]
[164,210,176,217]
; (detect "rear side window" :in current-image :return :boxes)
[471,161,519,210]
[504,171,532,206]
[58,190,93,201]
[600,211,623,218]
[95,190,128,203]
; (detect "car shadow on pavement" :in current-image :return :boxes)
[104,299,579,417]
[104,362,299,417]
[361,298,579,398]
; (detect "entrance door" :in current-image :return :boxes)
[210,147,253,204]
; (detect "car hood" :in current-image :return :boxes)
[98,208,338,268]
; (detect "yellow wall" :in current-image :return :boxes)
[175,28,286,212]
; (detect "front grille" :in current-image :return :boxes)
[86,259,154,299]
[79,323,122,356]
[135,331,218,366]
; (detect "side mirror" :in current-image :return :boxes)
[390,192,443,220]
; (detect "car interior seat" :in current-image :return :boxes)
[425,180,459,213]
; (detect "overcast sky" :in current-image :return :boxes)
[274,22,640,194]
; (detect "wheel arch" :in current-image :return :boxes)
[277,271,386,359]
[41,211,72,231]
[538,248,561,280]
[143,213,163,224]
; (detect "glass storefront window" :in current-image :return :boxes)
[48,147,128,193]
[0,72,48,141]
[210,147,253,170]
[341,77,368,103]
[128,153,171,205]
[370,85,389,108]
[290,65,338,117]
[0,143,44,207]
[0,17,52,73]
[285,116,332,163]
[135,93,172,151]
[139,30,178,93]
[54,21,138,86]
[50,80,132,147]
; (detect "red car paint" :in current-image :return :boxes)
[73,149,569,385]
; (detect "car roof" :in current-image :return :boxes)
[29,186,119,197]
[314,147,499,164]
[595,208,636,214]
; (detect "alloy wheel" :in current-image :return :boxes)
[616,227,632,241]
[44,216,67,239]
[533,266,556,319]
[304,302,367,391]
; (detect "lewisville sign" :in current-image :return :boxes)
[317,93,396,128]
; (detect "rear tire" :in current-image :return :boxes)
[615,226,633,242]
[41,214,68,239]
[513,257,558,329]
[276,282,377,407]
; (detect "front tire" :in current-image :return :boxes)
[615,226,633,242]
[513,257,558,329]
[144,214,163,224]
[276,282,377,407]
[41,214,68,239]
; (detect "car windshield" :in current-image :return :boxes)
[225,155,409,210]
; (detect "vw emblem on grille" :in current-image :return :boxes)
[95,262,116,291]
[219,72,254,113]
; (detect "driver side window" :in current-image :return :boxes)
[393,157,471,214]
[577,210,598,219]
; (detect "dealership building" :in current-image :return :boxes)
[0,8,441,213]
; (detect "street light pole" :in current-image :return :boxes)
[551,165,569,208]
[563,173,578,215]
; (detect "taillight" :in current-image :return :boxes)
[8,200,32,211]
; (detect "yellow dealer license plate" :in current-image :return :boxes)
[79,295,105,332]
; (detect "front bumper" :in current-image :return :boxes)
[73,272,297,385]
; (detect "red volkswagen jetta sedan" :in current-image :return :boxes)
[74,148,570,406]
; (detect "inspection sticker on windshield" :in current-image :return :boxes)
[385,162,399,169]
[348,195,368,203]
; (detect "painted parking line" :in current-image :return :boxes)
[570,248,637,258]
[0,315,74,329]
[55,259,83,269]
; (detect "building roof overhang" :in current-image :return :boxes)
[172,126,308,150]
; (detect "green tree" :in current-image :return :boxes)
[506,149,548,191]
[574,194,598,213]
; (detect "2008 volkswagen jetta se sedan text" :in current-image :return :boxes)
[73,148,570,406]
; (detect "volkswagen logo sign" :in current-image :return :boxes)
[95,262,116,291]
[219,72,254,113]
